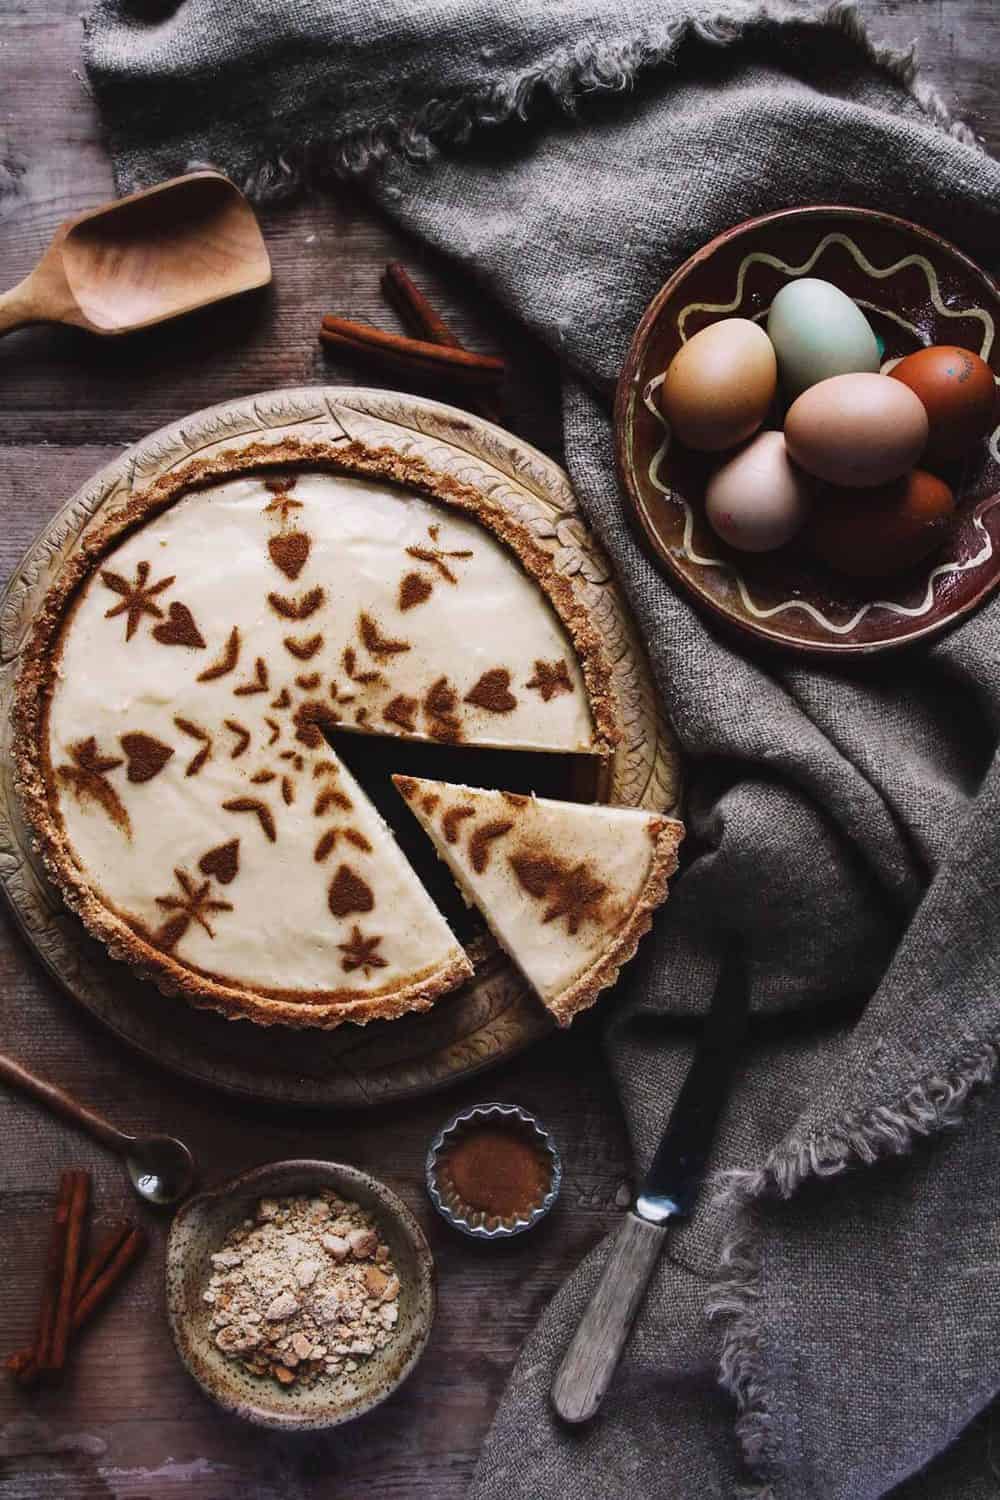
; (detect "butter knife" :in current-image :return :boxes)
[551,946,749,1424]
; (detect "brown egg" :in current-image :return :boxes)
[808,469,955,578]
[660,318,777,452]
[888,345,996,462]
[785,373,928,487]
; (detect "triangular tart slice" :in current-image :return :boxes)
[394,777,683,1026]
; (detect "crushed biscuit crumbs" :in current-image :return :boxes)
[204,1189,400,1389]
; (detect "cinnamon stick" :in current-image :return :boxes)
[75,1220,133,1303]
[32,1171,75,1370]
[8,1223,147,1388]
[72,1227,147,1328]
[382,261,461,349]
[381,262,505,425]
[319,316,505,388]
[45,1169,89,1372]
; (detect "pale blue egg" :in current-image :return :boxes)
[767,279,880,401]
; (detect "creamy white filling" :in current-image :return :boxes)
[46,470,594,996]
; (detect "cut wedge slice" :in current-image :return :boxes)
[394,777,683,1025]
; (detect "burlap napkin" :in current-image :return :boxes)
[81,3,1000,1494]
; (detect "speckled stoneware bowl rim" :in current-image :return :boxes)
[166,1159,435,1430]
[425,1103,562,1239]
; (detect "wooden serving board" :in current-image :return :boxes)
[0,387,680,1108]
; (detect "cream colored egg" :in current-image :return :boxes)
[784,373,928,487]
[660,318,777,452]
[705,431,811,552]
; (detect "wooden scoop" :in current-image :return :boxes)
[0,170,271,339]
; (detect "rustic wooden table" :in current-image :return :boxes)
[1,4,997,1496]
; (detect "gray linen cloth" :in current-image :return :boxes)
[82,3,1000,1495]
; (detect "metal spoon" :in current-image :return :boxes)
[0,1050,196,1206]
[0,170,271,340]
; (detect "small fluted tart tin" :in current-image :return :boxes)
[426,1103,562,1240]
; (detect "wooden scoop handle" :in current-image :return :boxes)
[551,1211,666,1424]
[0,1051,130,1153]
[0,276,45,336]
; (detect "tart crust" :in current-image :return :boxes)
[13,436,621,1031]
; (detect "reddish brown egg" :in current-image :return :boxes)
[888,345,996,462]
[808,469,955,578]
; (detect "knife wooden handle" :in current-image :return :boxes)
[551,1211,666,1424]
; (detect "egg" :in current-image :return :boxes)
[784,373,928,487]
[808,469,955,577]
[704,431,811,552]
[767,278,880,400]
[660,318,776,452]
[888,345,997,462]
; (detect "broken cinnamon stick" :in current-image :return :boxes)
[319,316,505,388]
[381,262,505,425]
[8,1223,147,1388]
[45,1169,89,1372]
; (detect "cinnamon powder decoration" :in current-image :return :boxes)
[328,864,375,918]
[442,804,474,843]
[525,658,574,702]
[384,694,418,734]
[510,849,607,934]
[55,739,130,835]
[359,612,410,660]
[100,561,174,640]
[234,657,270,696]
[268,532,311,581]
[120,732,173,784]
[440,1127,551,1221]
[423,676,462,743]
[152,601,206,650]
[468,818,514,874]
[398,572,433,611]
[293,699,341,749]
[465,668,517,715]
[198,626,241,683]
[284,633,324,661]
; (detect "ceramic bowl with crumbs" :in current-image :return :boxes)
[166,1159,434,1429]
[426,1103,561,1239]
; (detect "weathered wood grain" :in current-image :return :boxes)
[551,1210,666,1425]
[1,2,998,1496]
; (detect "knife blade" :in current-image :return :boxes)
[551,946,749,1424]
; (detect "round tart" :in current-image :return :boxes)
[14,439,620,1030]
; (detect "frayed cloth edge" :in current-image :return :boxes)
[707,1038,999,1497]
[169,0,980,202]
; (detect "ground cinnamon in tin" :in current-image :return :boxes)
[440,1125,551,1221]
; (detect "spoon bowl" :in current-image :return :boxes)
[125,1134,197,1207]
[0,1049,198,1208]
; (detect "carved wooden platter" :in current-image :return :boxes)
[0,388,680,1107]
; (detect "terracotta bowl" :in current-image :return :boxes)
[166,1159,435,1429]
[615,205,1000,655]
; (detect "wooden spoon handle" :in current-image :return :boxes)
[551,1211,666,1424]
[0,276,45,337]
[0,1051,129,1153]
